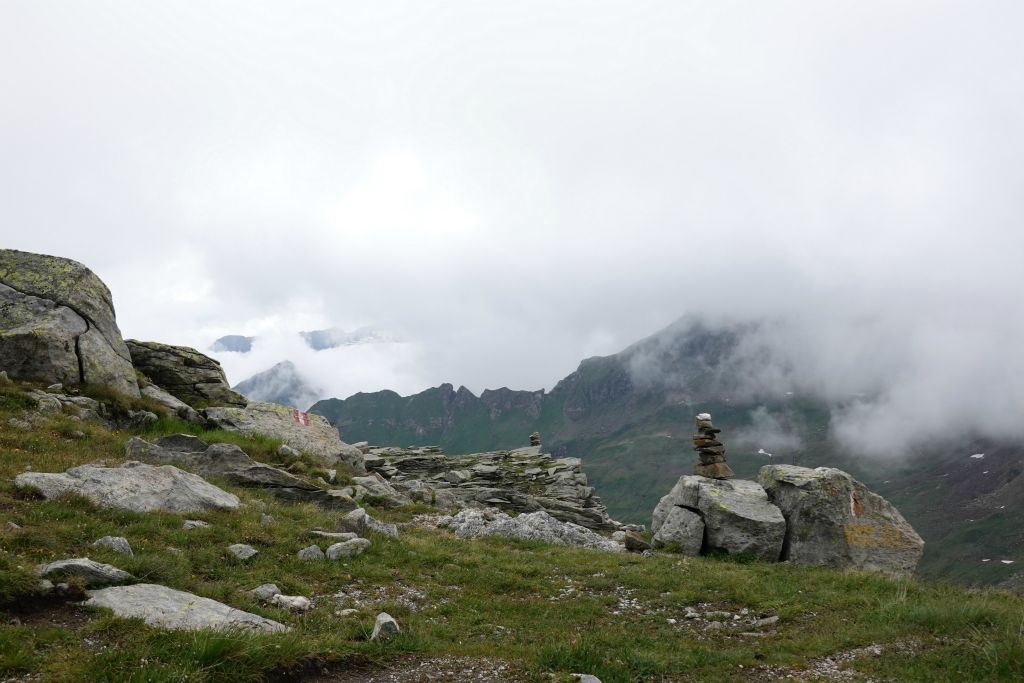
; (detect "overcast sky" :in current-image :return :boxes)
[3,1,1023,448]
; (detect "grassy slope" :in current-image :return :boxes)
[3,382,1023,681]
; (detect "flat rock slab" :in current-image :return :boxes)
[15,461,240,514]
[203,402,364,472]
[759,464,924,576]
[444,509,622,552]
[85,583,288,632]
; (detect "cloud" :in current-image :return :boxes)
[1,1,1022,453]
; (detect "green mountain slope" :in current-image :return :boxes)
[312,319,1024,587]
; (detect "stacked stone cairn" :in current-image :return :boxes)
[529,431,541,447]
[692,413,734,479]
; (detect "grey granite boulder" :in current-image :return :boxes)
[759,464,924,575]
[249,583,281,600]
[651,506,704,555]
[85,583,288,632]
[338,508,399,539]
[297,545,325,561]
[92,536,133,556]
[15,461,240,514]
[38,558,133,587]
[371,612,400,641]
[653,476,785,561]
[228,544,258,560]
[444,509,622,552]
[0,250,139,396]
[126,340,247,408]
[203,402,365,472]
[326,538,371,560]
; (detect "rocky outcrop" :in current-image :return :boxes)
[204,402,365,472]
[442,508,622,552]
[15,461,240,513]
[0,249,139,396]
[652,476,786,561]
[127,340,247,408]
[652,506,704,555]
[362,445,619,531]
[139,383,203,423]
[84,584,288,632]
[758,465,925,576]
[124,435,355,509]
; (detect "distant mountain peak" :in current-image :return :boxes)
[233,360,322,410]
[211,334,255,353]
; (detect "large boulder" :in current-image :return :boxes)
[15,461,240,513]
[443,508,622,552]
[38,558,133,587]
[0,250,139,396]
[759,465,924,576]
[204,402,365,472]
[651,506,704,555]
[125,435,357,510]
[84,584,288,632]
[126,340,247,408]
[652,476,785,561]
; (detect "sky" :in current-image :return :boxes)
[2,1,1023,452]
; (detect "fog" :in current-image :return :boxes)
[2,1,1023,456]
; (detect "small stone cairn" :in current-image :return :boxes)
[529,432,541,447]
[692,413,734,479]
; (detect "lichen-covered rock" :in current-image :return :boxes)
[85,583,288,632]
[326,538,371,560]
[653,476,785,561]
[444,509,622,552]
[228,543,258,560]
[140,383,204,423]
[126,340,247,408]
[759,464,924,576]
[338,508,399,539]
[297,545,325,561]
[361,446,619,531]
[0,250,139,396]
[15,461,239,514]
[204,402,365,472]
[92,536,133,557]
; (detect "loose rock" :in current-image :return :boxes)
[249,583,281,601]
[91,536,133,557]
[38,558,132,587]
[228,544,258,560]
[326,538,372,560]
[371,612,400,641]
[297,545,325,561]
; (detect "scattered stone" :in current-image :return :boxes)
[277,444,299,458]
[611,530,626,543]
[92,536,133,556]
[370,612,400,641]
[261,513,275,525]
[691,413,734,479]
[249,583,281,600]
[311,530,357,541]
[573,676,603,683]
[37,558,133,587]
[326,538,372,560]
[623,531,651,552]
[228,544,258,560]
[759,464,925,575]
[339,508,399,539]
[754,615,780,628]
[15,461,240,514]
[444,509,622,552]
[183,520,210,530]
[336,608,358,617]
[297,545,325,561]
[6,521,21,530]
[0,249,140,396]
[140,384,204,423]
[85,583,288,632]
[271,594,312,611]
[46,383,63,392]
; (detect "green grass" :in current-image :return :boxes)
[1,381,1023,680]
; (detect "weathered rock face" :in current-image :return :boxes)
[0,250,139,396]
[652,506,704,555]
[759,465,924,576]
[442,508,623,552]
[85,584,288,632]
[124,435,355,509]
[653,476,785,561]
[14,461,240,514]
[362,445,619,531]
[203,402,365,472]
[127,340,247,408]
[140,384,203,423]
